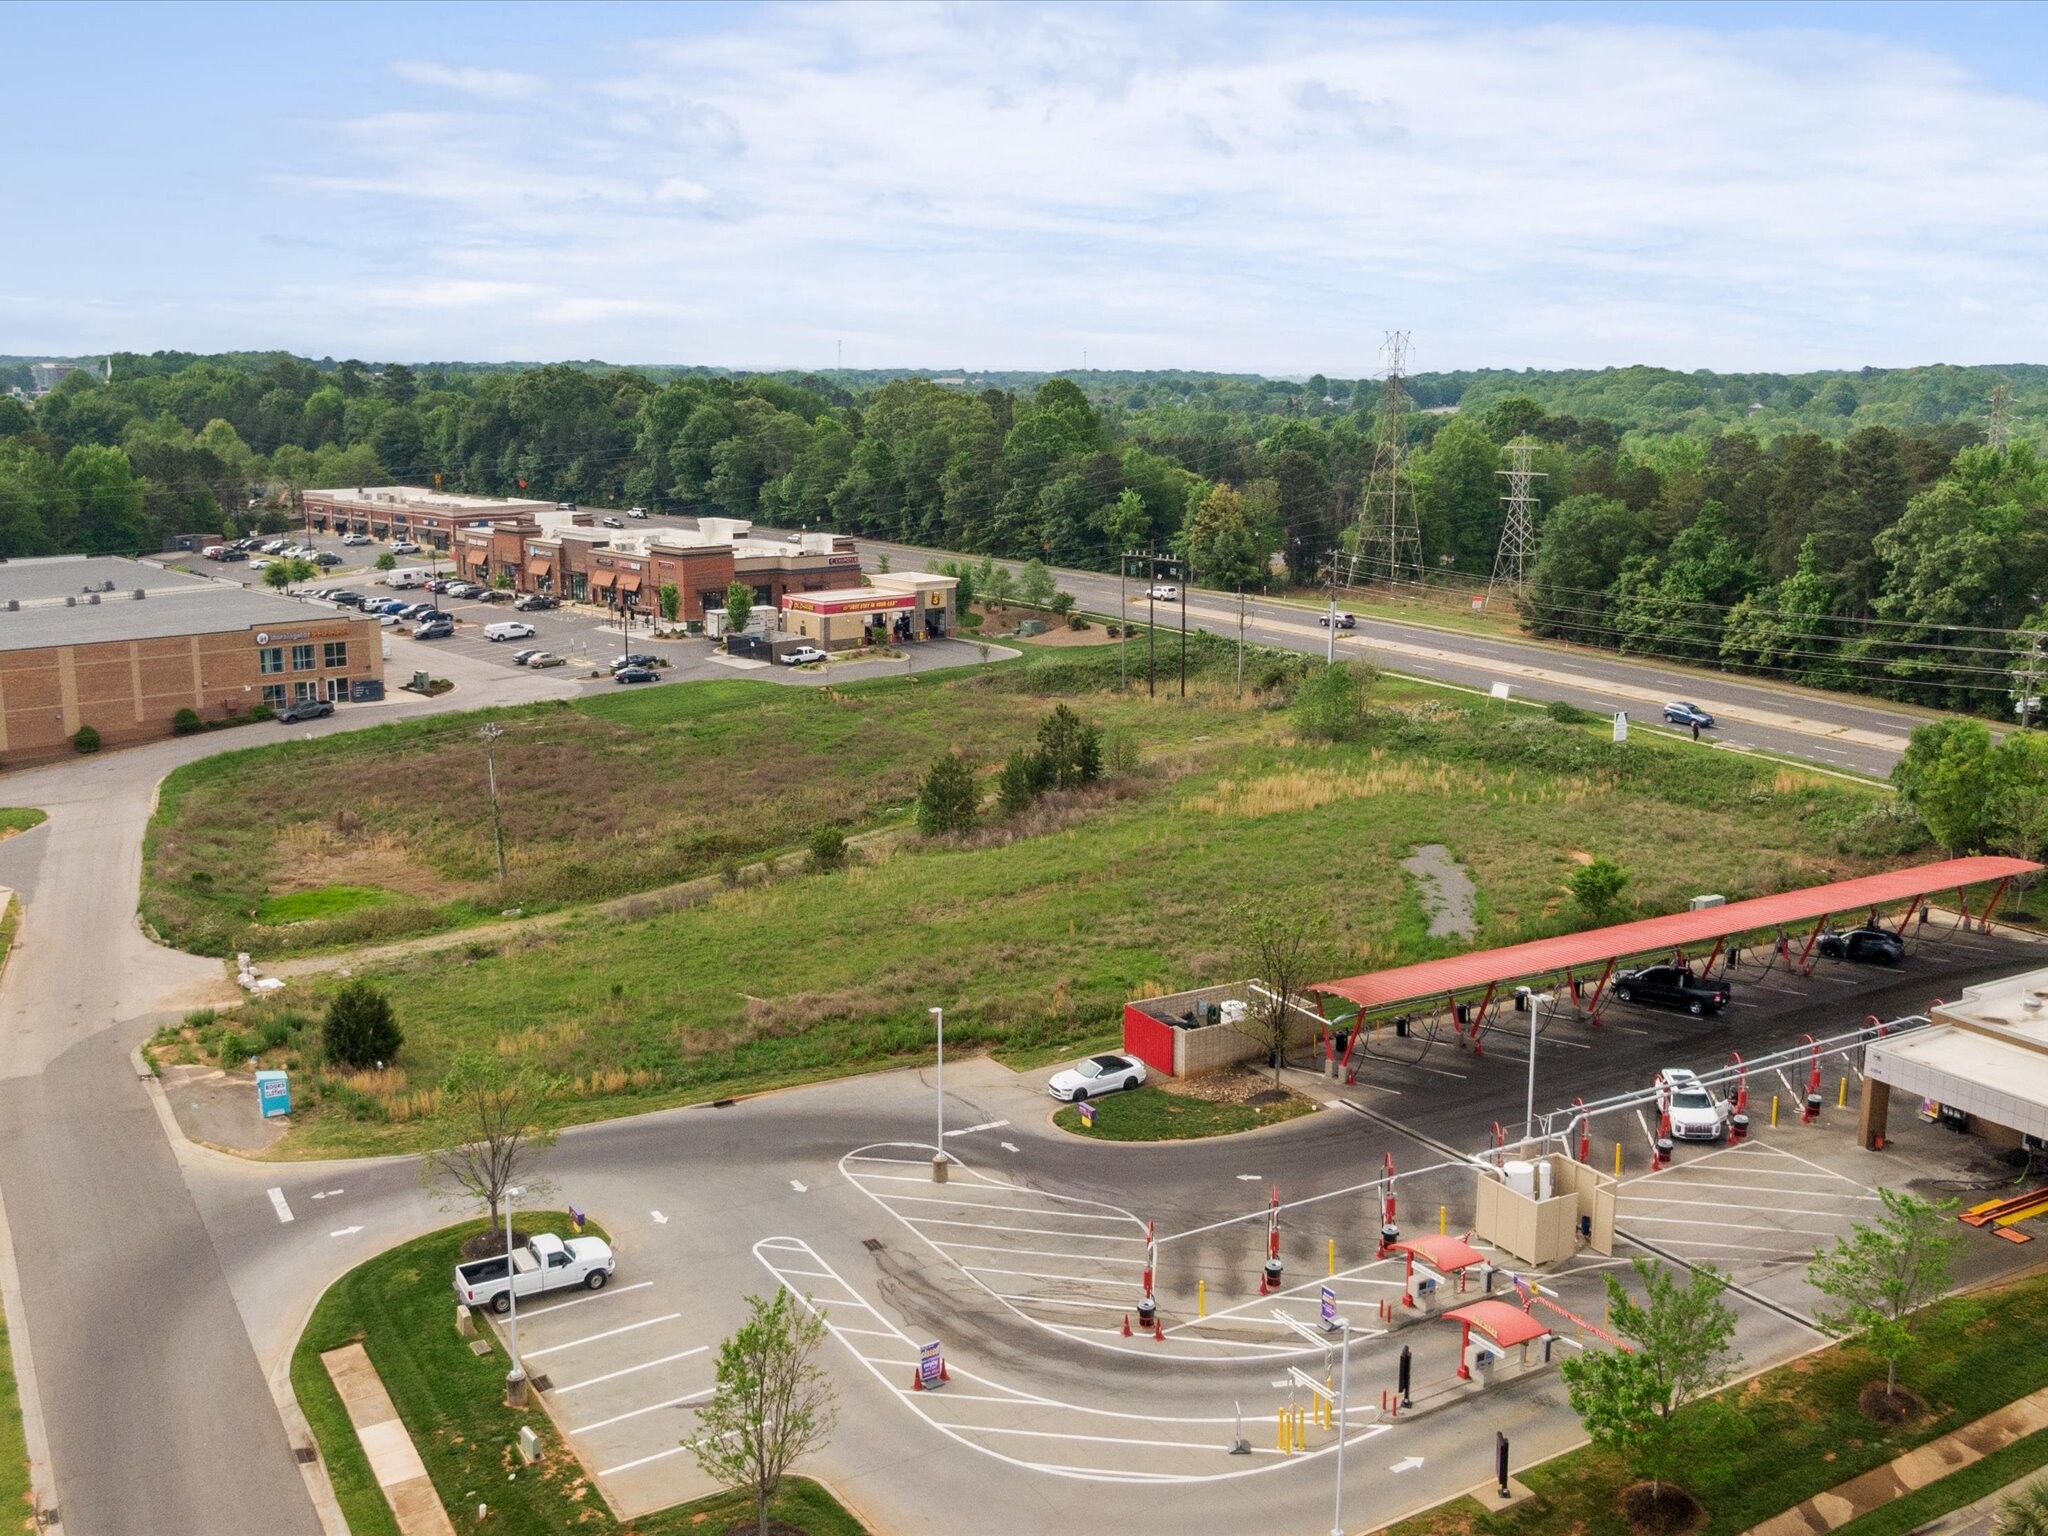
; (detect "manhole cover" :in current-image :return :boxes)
[531,1374,552,1392]
[294,1446,318,1464]
[862,1238,884,1252]
[469,1338,493,1356]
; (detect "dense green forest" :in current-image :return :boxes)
[3,351,2045,715]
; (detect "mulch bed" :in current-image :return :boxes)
[1621,1482,1704,1536]
[1859,1381,1927,1424]
[458,1227,535,1261]
[1164,1066,1308,1108]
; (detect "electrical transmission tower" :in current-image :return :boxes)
[1488,437,1545,597]
[1990,381,2014,453]
[1351,331,1420,587]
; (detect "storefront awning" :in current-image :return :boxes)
[615,574,643,594]
[529,556,552,574]
[588,569,617,590]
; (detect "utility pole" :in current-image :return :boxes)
[1119,552,1130,691]
[1990,380,2014,454]
[1178,571,1187,701]
[1236,587,1247,699]
[929,1006,947,1181]
[1330,1316,1352,1536]
[478,722,508,884]
[2014,630,2047,729]
[1147,556,1157,699]
[1326,556,1338,664]
[1488,436,1546,600]
[1353,331,1419,588]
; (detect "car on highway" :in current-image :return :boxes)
[484,621,536,642]
[1048,1051,1147,1102]
[779,645,829,666]
[1817,925,1905,964]
[413,619,455,640]
[600,515,625,528]
[1612,964,1729,1016]
[1146,584,1179,601]
[275,698,335,724]
[1319,611,1357,629]
[1662,701,1715,729]
[525,651,567,668]
[514,594,558,611]
[614,665,658,684]
[391,540,422,555]
[453,1233,616,1315]
[627,506,648,518]
[1658,1067,1731,1141]
[340,532,373,546]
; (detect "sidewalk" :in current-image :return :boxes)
[321,1344,456,1536]
[1747,1386,2048,1536]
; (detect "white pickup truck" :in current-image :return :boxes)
[453,1232,616,1314]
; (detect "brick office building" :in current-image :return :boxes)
[0,557,384,763]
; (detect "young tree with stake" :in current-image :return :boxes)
[691,1289,837,1536]
[1806,1186,1961,1406]
[1231,901,1331,1086]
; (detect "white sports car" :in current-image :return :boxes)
[1048,1052,1147,1102]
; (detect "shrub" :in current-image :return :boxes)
[1545,699,1596,725]
[807,826,849,873]
[1034,704,1101,789]
[1569,856,1631,921]
[916,752,979,836]
[1050,591,1076,616]
[720,856,744,888]
[374,552,397,571]
[323,980,403,1069]
[1105,623,1121,638]
[996,748,1039,817]
[250,702,275,722]
[171,707,203,737]
[71,725,101,754]
[1292,662,1369,742]
[1066,613,1087,630]
[1102,727,1139,777]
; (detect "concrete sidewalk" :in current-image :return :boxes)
[321,1345,456,1536]
[1747,1386,2048,1536]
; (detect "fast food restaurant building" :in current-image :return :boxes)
[779,573,958,649]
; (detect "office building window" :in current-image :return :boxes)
[323,641,348,669]
[258,647,284,675]
[261,684,287,709]
[291,644,315,671]
[325,678,349,703]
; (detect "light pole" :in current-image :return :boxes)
[1524,988,1551,1140]
[503,1183,527,1405]
[1330,1316,1352,1536]
[478,723,508,885]
[930,1006,947,1182]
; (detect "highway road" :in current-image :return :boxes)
[849,536,1935,779]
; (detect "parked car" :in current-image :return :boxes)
[476,587,514,603]
[425,577,453,594]
[626,506,648,519]
[276,698,335,725]
[1319,611,1357,629]
[261,539,289,555]
[314,551,343,566]
[612,653,661,671]
[1658,1067,1731,1142]
[378,611,404,627]
[214,547,248,562]
[484,621,536,642]
[1612,964,1729,1016]
[779,645,829,666]
[329,591,365,609]
[341,532,373,546]
[525,651,567,668]
[600,515,625,528]
[391,540,422,555]
[614,665,658,684]
[446,582,484,599]
[1047,1051,1147,1103]
[1817,926,1905,964]
[383,567,429,589]
[514,593,558,611]
[1146,584,1179,601]
[453,1233,616,1315]
[413,619,455,640]
[398,602,434,620]
[510,648,543,666]
[248,558,274,570]
[1662,701,1715,729]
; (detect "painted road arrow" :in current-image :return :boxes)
[790,1180,808,1193]
[1000,1142,1020,1153]
[1236,1174,1261,1181]
[328,1226,363,1238]
[310,1189,344,1199]
[1390,1456,1425,1473]
[651,1211,669,1224]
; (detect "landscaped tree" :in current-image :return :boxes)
[1806,1187,1961,1408]
[982,561,1017,610]
[690,1288,837,1536]
[915,751,978,836]
[657,582,681,623]
[422,1049,557,1230]
[1231,901,1332,1085]
[323,980,402,1068]
[725,579,754,635]
[1561,1257,1741,1511]
[1033,704,1101,790]
[1987,731,2048,875]
[1569,856,1632,922]
[996,747,1039,817]
[1893,718,1994,852]
[1018,558,1057,610]
[375,552,397,571]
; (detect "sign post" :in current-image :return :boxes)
[1078,1100,1096,1129]
[1320,1283,1338,1332]
[1612,711,1629,743]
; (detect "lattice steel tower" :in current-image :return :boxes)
[1353,331,1420,586]
[1488,436,1546,597]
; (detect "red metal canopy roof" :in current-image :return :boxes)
[1392,1233,1486,1272]
[1315,856,2038,1012]
[1444,1299,1551,1348]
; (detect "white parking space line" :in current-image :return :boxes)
[1621,1215,1836,1236]
[553,1346,709,1394]
[987,1295,1133,1314]
[1624,1180,1879,1201]
[933,1241,1147,1265]
[569,1389,712,1436]
[1620,1197,1865,1219]
[872,1193,1138,1221]
[525,1312,683,1359]
[904,1217,1146,1241]
[517,1280,654,1317]
[267,1188,294,1224]
[1631,1238,1812,1256]
[598,1444,694,1478]
[962,1265,1136,1287]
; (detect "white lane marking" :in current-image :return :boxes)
[1752,1139,1885,1194]
[1619,1180,1878,1201]
[650,1210,668,1224]
[843,1155,937,1166]
[945,1119,1011,1137]
[1620,1216,1836,1236]
[569,1389,711,1436]
[598,1443,694,1477]
[961,1264,1137,1287]
[267,1187,294,1224]
[1392,1455,1425,1472]
[1236,1174,1261,1182]
[1618,1197,1866,1219]
[932,1241,1147,1266]
[552,1346,709,1395]
[871,1193,1138,1222]
[1630,1238,1811,1256]
[516,1281,655,1318]
[525,1312,683,1360]
[903,1216,1145,1241]
[989,1295,1136,1314]
[329,1225,363,1238]
[769,1268,838,1280]
[948,1423,1288,1455]
[1001,1142,1021,1153]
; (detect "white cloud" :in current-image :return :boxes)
[392,60,542,101]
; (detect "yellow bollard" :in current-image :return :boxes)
[1328,1238,1336,1276]
[1295,1405,1307,1451]
[1772,1093,1780,1128]
[1614,1141,1623,1177]
[1198,1279,1206,1318]
[1278,1408,1289,1453]
[1439,1205,1447,1235]
[1838,1076,1848,1109]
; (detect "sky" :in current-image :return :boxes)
[8,0,2048,375]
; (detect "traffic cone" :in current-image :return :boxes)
[1121,1314,1132,1337]
[1152,1316,1165,1342]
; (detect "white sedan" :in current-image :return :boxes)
[1048,1052,1147,1102]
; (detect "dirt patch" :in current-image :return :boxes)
[1858,1382,1927,1424]
[459,1227,538,1262]
[1620,1482,1705,1536]
[1011,619,1109,647]
[1168,1066,1311,1108]
[1401,843,1477,937]
[271,824,481,903]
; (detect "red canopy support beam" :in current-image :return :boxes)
[1456,1318,1474,1380]
[1981,877,2012,931]
[1896,893,1925,943]
[1702,936,1725,979]
[1794,913,1831,977]
[1584,958,1617,1025]
[1469,981,1498,1058]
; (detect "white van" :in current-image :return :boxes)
[384,567,430,589]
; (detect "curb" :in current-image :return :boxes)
[0,887,56,1528]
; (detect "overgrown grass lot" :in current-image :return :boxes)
[151,637,1931,1155]
[294,1216,867,1536]
[1385,1270,2048,1536]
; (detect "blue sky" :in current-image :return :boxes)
[9,1,2048,374]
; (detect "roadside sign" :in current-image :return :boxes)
[1078,1101,1096,1128]
[1489,682,1510,700]
[1612,711,1629,743]
[1320,1283,1338,1330]
[918,1340,944,1389]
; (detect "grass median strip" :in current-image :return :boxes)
[292,1215,867,1536]
[1052,1081,1316,1141]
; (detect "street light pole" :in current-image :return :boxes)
[930,1006,946,1181]
[479,723,508,885]
[1524,990,1546,1140]
[504,1184,527,1405]
[1331,1317,1351,1536]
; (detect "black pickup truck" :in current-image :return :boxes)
[1612,964,1729,1016]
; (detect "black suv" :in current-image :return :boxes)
[1818,926,1905,964]
[1613,964,1729,1016]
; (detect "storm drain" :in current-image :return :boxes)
[294,1446,318,1464]
[862,1238,884,1252]
[530,1374,552,1393]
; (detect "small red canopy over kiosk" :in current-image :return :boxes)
[1444,1299,1551,1379]
[1389,1232,1485,1306]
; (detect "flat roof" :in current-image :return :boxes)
[1314,856,2041,1011]
[0,558,351,650]
[308,486,554,514]
[1869,967,2048,1138]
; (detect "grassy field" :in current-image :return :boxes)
[1052,1082,1317,1140]
[293,1215,866,1536]
[1382,1270,2048,1536]
[197,639,1923,1156]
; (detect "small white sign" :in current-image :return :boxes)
[1490,682,1511,700]
[1612,711,1629,743]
